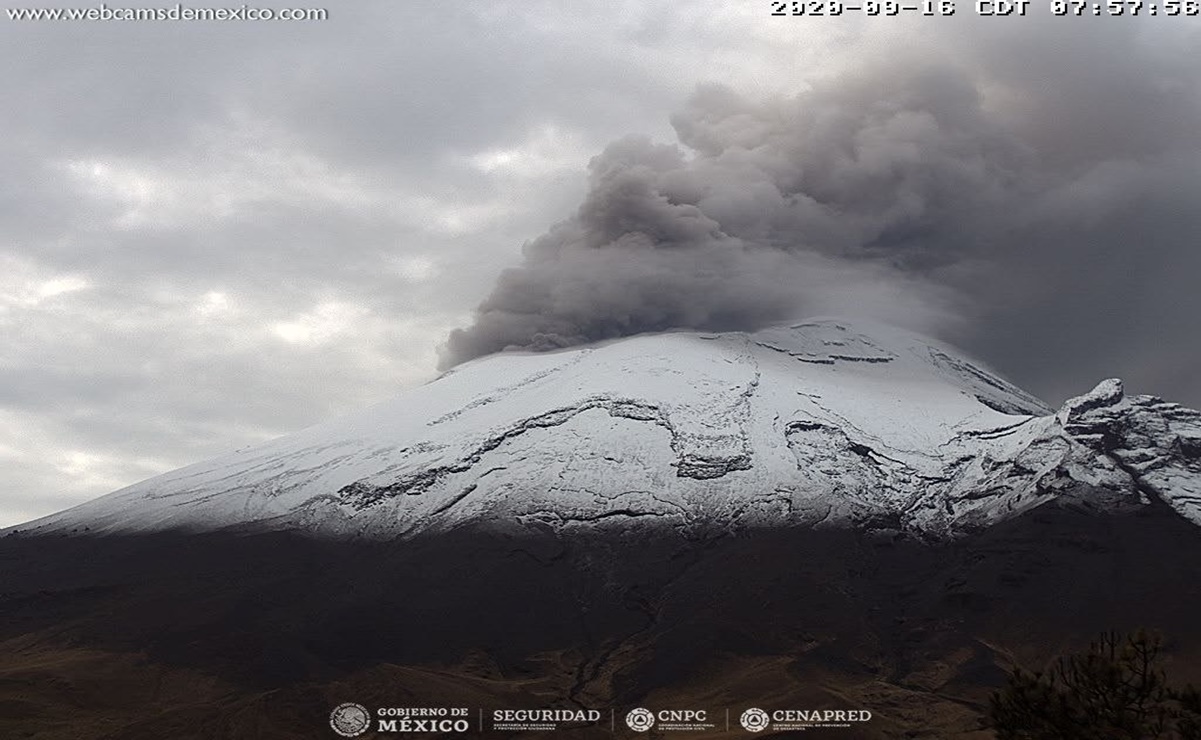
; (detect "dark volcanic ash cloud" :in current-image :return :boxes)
[444,64,1011,365]
[444,23,1201,406]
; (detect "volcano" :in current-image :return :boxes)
[3,319,1201,739]
[10,319,1200,540]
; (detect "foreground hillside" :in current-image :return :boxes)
[3,501,1201,738]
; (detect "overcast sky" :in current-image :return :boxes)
[2,3,1199,527]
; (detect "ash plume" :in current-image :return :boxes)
[444,22,1201,405]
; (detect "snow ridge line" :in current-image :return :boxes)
[338,396,721,509]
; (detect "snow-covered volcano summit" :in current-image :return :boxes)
[12,319,1201,539]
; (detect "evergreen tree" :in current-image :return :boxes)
[989,630,1201,739]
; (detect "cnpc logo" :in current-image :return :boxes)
[625,707,709,732]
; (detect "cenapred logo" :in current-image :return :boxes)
[740,707,770,733]
[329,702,371,737]
[740,706,873,733]
[625,707,655,732]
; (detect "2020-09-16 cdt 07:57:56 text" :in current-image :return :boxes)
[771,1,958,15]
[772,0,1201,13]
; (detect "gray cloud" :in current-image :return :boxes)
[445,21,1201,414]
[7,1,835,525]
[442,60,1028,365]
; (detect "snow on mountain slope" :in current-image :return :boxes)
[9,319,1201,539]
